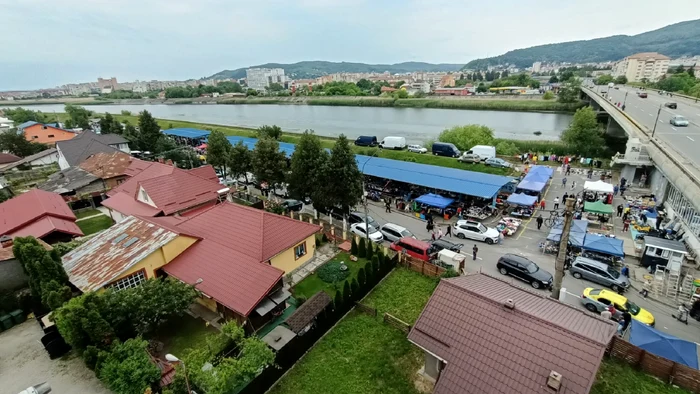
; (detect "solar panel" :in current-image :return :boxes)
[112,233,128,244]
[123,237,140,248]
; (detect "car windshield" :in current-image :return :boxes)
[624,301,640,315]
[607,266,620,279]
[526,262,538,274]
[400,229,413,237]
[676,116,687,121]
[366,225,377,233]
[477,223,487,232]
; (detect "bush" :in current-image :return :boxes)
[316,260,351,284]
[364,262,375,286]
[358,238,367,258]
[440,268,460,278]
[366,242,374,260]
[97,338,160,394]
[543,91,555,100]
[495,141,519,156]
[342,281,352,305]
[350,238,358,255]
[295,295,307,306]
[315,236,321,247]
[333,290,344,312]
[322,232,329,243]
[351,279,361,301]
[403,157,416,162]
[438,124,495,151]
[357,267,367,289]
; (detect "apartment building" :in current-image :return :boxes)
[612,52,670,82]
[246,68,287,91]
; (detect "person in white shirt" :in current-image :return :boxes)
[553,197,560,210]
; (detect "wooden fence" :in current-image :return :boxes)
[607,336,700,393]
[355,302,377,317]
[399,255,446,278]
[383,313,411,334]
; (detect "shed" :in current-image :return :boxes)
[641,236,687,271]
[262,325,296,351]
[284,291,332,334]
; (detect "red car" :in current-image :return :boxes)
[638,92,648,98]
[390,237,434,262]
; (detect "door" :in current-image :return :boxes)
[384,228,400,242]
[590,266,612,287]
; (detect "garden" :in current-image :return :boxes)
[76,214,114,235]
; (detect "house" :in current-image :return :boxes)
[0,189,83,243]
[408,273,616,394]
[0,153,20,166]
[404,82,431,95]
[55,131,131,170]
[0,149,60,173]
[63,202,321,332]
[102,160,223,222]
[0,235,52,291]
[434,86,473,96]
[0,116,14,130]
[21,122,76,145]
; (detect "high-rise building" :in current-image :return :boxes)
[612,52,670,82]
[97,77,118,90]
[245,68,287,91]
[532,62,542,73]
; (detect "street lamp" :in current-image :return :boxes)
[623,91,628,107]
[361,157,373,245]
[165,354,191,394]
[651,104,663,138]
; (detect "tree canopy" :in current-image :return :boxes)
[99,113,123,135]
[251,137,287,187]
[438,125,495,151]
[95,338,160,394]
[314,134,363,213]
[288,130,328,201]
[136,110,162,152]
[594,74,614,85]
[206,130,231,177]
[3,107,50,124]
[12,237,71,310]
[0,130,47,157]
[557,78,582,103]
[64,104,92,129]
[257,125,282,140]
[227,140,253,183]
[561,106,605,157]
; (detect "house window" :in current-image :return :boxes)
[32,136,39,139]
[141,189,148,201]
[48,134,55,138]
[110,270,146,291]
[294,242,307,259]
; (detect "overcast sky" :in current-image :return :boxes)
[2,0,699,91]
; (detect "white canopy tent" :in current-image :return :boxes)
[584,180,614,194]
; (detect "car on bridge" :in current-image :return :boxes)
[664,102,677,109]
[670,115,689,127]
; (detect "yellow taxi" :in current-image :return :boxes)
[581,288,655,326]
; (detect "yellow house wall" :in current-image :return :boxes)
[109,235,199,283]
[270,234,316,273]
[196,295,218,312]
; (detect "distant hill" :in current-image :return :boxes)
[464,19,700,70]
[208,61,464,80]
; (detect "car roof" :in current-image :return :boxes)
[594,289,627,302]
[396,236,430,249]
[457,219,480,225]
[573,257,608,269]
[381,223,407,231]
[500,253,534,264]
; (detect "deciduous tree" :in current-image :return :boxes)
[227,140,253,183]
[314,134,362,213]
[557,78,582,103]
[251,137,287,187]
[0,131,47,157]
[438,124,494,151]
[96,338,160,394]
[561,106,604,157]
[137,110,161,152]
[257,125,283,140]
[288,130,328,201]
[64,104,92,129]
[206,130,231,178]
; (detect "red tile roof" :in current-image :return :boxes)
[108,160,177,197]
[0,189,83,238]
[187,165,218,182]
[138,170,222,215]
[408,273,616,394]
[0,238,52,262]
[102,192,162,217]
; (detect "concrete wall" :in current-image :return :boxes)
[648,168,668,201]
[0,258,28,291]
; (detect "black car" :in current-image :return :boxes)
[496,254,553,290]
[354,136,378,147]
[664,102,677,109]
[281,199,303,212]
[429,239,463,253]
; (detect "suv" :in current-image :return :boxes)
[348,212,379,229]
[497,254,553,289]
[457,153,480,163]
[379,223,414,243]
[570,257,628,292]
[429,238,463,253]
[453,220,499,244]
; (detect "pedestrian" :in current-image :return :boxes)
[621,311,632,334]
[431,230,436,240]
[437,227,443,239]
[563,192,568,202]
[571,180,576,190]
[472,244,478,261]
[565,164,571,176]
[562,177,567,188]
[446,224,452,237]
[540,199,546,210]
[498,231,504,245]
[613,184,619,196]
[617,204,623,217]
[621,265,630,278]
[536,215,543,230]
[587,169,593,179]
[623,217,631,232]
[622,104,626,111]
[553,197,560,210]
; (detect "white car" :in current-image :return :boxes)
[453,220,500,244]
[407,144,428,154]
[350,223,384,243]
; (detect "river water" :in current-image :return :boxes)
[26,104,573,144]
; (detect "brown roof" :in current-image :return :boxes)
[408,273,616,394]
[0,238,52,261]
[0,153,21,164]
[79,151,133,179]
[285,291,332,333]
[627,52,670,61]
[0,189,83,239]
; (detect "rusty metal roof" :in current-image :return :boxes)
[62,216,186,292]
[408,273,616,394]
[79,151,133,179]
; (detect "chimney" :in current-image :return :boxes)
[547,371,562,392]
[503,299,515,310]
[0,235,13,248]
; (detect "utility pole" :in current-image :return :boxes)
[551,197,574,300]
[651,105,662,138]
[361,158,372,245]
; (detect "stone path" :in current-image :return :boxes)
[288,244,338,287]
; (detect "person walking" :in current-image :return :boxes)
[385,199,391,213]
[431,230,436,240]
[617,204,624,217]
[498,230,505,245]
[623,217,631,232]
[553,197,560,210]
[571,180,576,190]
[472,244,478,260]
[563,192,569,202]
[540,199,546,210]
[437,227,444,239]
[565,164,571,176]
[613,184,619,196]
[621,265,630,278]
[536,215,543,230]
[562,177,567,188]
[446,224,452,237]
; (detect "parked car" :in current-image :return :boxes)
[457,152,481,163]
[664,102,677,109]
[281,199,303,212]
[581,288,655,326]
[466,145,496,161]
[348,212,379,229]
[484,158,512,168]
[429,238,463,253]
[350,223,383,243]
[431,142,460,158]
[390,237,434,262]
[407,144,428,154]
[379,136,406,150]
[315,204,350,220]
[670,115,689,127]
[570,257,628,292]
[354,136,378,147]
[496,254,553,289]
[379,223,415,243]
[452,220,499,244]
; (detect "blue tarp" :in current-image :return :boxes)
[506,193,537,206]
[226,136,297,157]
[517,180,547,192]
[582,235,625,257]
[547,220,588,246]
[528,165,554,178]
[630,320,699,369]
[523,172,549,183]
[415,193,454,209]
[164,128,211,139]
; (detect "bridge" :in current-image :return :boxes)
[581,85,700,255]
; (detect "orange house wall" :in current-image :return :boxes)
[23,124,76,144]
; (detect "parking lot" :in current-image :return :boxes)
[0,321,110,394]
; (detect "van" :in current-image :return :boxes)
[390,237,434,262]
[379,136,406,150]
[465,145,496,161]
[431,142,460,158]
[354,136,378,147]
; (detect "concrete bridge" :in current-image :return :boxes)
[581,86,700,256]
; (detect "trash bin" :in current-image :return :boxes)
[0,314,13,330]
[10,309,26,324]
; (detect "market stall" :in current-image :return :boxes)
[583,180,614,194]
[415,193,455,219]
[506,193,537,218]
[641,236,687,271]
[629,320,698,369]
[497,217,522,236]
[583,200,614,229]
[516,180,546,195]
[528,165,554,179]
[581,233,625,265]
[540,219,589,254]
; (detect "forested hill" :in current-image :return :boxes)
[208,61,463,80]
[463,19,700,70]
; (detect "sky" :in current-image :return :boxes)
[1,0,700,91]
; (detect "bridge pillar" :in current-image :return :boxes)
[606,116,627,137]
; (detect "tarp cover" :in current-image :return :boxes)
[517,180,547,192]
[415,193,455,209]
[629,320,699,369]
[163,128,211,139]
[584,180,614,194]
[582,235,624,257]
[523,172,549,183]
[506,193,537,206]
[547,220,588,246]
[584,200,614,215]
[528,165,554,178]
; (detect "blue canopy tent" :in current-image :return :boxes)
[506,193,537,206]
[163,128,211,139]
[523,172,549,184]
[516,180,547,193]
[582,235,624,257]
[415,193,454,209]
[547,220,588,246]
[629,320,699,369]
[528,165,554,178]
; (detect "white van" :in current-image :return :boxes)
[466,145,496,161]
[379,136,407,150]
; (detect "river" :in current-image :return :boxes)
[25,104,573,144]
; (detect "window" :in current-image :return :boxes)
[48,134,55,138]
[141,189,148,201]
[32,135,38,139]
[110,270,146,291]
[294,242,307,259]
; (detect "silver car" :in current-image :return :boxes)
[670,115,689,127]
[570,257,629,292]
[379,223,415,243]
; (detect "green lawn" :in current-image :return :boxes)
[74,208,102,219]
[291,252,368,300]
[153,314,219,358]
[592,358,690,394]
[270,268,439,394]
[76,215,114,235]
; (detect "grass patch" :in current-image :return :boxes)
[394,98,585,113]
[292,252,368,300]
[76,214,113,235]
[363,268,438,324]
[591,358,690,394]
[74,208,102,219]
[152,314,219,358]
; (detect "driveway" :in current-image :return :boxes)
[0,321,110,394]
